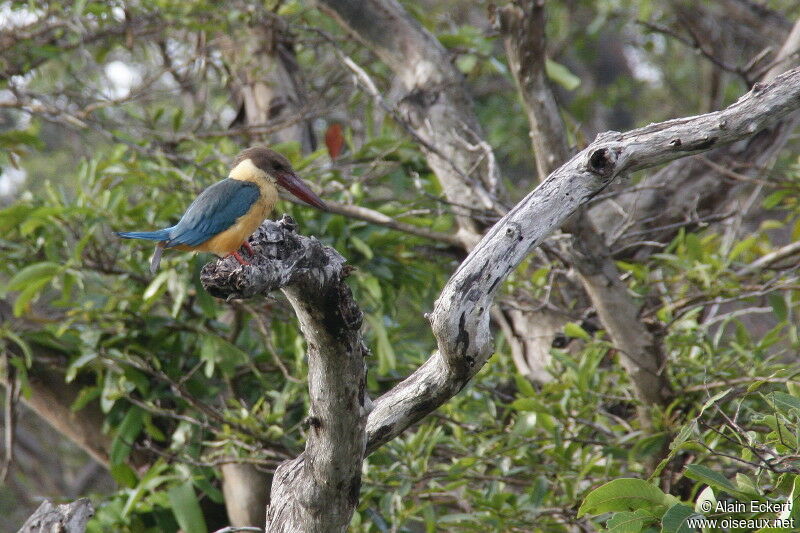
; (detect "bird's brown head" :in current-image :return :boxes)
[232,146,328,211]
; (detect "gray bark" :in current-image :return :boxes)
[590,17,800,259]
[17,499,94,533]
[496,1,571,181]
[1,362,149,470]
[366,66,800,451]
[220,18,316,151]
[201,216,369,533]
[317,0,504,238]
[217,16,320,524]
[497,0,673,408]
[320,0,575,387]
[21,65,800,533]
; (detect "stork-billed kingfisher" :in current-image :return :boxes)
[116,146,327,273]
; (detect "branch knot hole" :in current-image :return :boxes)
[505,223,522,241]
[587,147,617,178]
[303,416,322,433]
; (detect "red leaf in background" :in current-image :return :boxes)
[325,123,344,160]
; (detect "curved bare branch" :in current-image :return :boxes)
[365,66,800,450]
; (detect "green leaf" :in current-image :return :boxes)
[110,406,144,466]
[4,262,60,294]
[66,351,98,382]
[546,59,581,90]
[684,233,702,261]
[763,190,792,209]
[361,273,383,302]
[768,392,800,415]
[122,460,171,516]
[1,330,33,367]
[366,314,396,373]
[564,322,591,341]
[736,473,760,497]
[168,481,208,533]
[143,271,171,302]
[768,293,788,322]
[110,463,138,488]
[782,475,800,522]
[514,373,536,397]
[200,334,248,378]
[456,54,478,73]
[694,486,716,514]
[71,386,101,412]
[698,388,732,417]
[728,235,758,261]
[350,235,374,260]
[512,397,547,412]
[684,465,747,499]
[604,509,656,532]
[12,276,54,316]
[579,478,675,517]
[661,503,699,533]
[172,108,184,131]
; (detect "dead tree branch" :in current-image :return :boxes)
[27,65,800,533]
[201,216,369,533]
[365,66,800,451]
[591,16,800,259]
[317,0,505,238]
[495,0,571,181]
[17,499,94,533]
[497,0,673,410]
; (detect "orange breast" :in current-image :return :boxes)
[172,199,271,256]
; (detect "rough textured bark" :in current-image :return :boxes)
[217,16,320,524]
[498,0,673,407]
[496,1,570,181]
[319,0,578,388]
[201,216,369,533]
[220,19,316,151]
[491,306,566,384]
[17,499,94,533]
[569,218,672,407]
[25,66,800,533]
[365,67,800,451]
[317,0,503,238]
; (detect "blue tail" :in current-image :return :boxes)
[115,229,171,241]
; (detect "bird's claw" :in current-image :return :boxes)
[229,250,252,266]
[241,240,255,257]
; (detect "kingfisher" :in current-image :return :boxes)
[116,146,327,273]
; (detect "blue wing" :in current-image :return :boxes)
[165,178,260,248]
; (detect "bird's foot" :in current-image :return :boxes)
[241,240,255,257]
[228,250,252,266]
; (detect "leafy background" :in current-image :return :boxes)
[2,0,800,531]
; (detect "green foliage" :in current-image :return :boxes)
[2,0,800,531]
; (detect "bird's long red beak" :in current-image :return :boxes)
[277,172,328,211]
